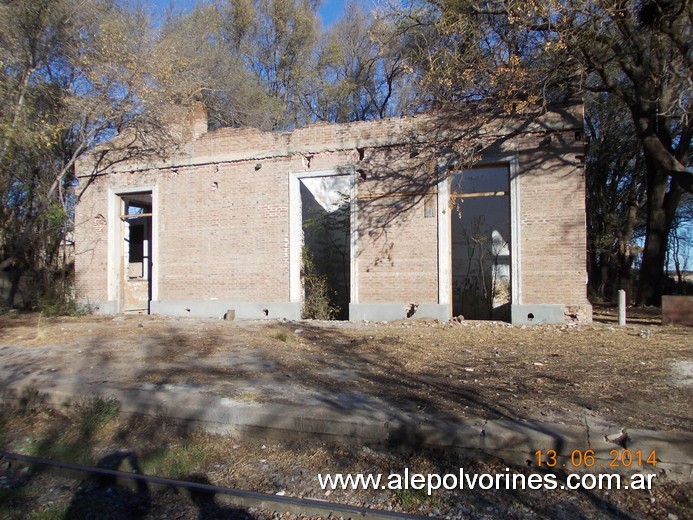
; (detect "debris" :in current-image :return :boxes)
[604,428,629,448]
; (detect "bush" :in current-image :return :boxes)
[36,293,81,316]
[301,248,340,320]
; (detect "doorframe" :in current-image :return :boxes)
[289,169,357,307]
[438,156,521,318]
[107,185,158,312]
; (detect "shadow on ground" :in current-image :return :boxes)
[0,315,692,518]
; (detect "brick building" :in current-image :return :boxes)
[74,103,591,324]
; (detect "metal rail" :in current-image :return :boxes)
[0,450,427,520]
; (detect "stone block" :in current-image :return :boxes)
[662,295,693,327]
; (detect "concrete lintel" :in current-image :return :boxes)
[349,303,450,322]
[512,304,565,325]
[150,300,301,320]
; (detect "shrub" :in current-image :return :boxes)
[301,248,340,320]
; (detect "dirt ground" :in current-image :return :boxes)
[0,307,691,432]
[1,409,690,520]
[0,309,692,519]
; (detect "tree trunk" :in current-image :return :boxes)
[7,267,23,308]
[598,252,610,297]
[586,246,598,294]
[616,199,639,295]
[637,161,683,306]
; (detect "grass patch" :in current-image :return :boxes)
[395,487,433,510]
[140,443,209,478]
[27,505,70,520]
[0,486,32,516]
[0,413,7,446]
[25,438,91,466]
[75,396,120,438]
[0,489,17,513]
[273,330,290,342]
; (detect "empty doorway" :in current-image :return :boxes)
[450,167,511,320]
[298,174,352,320]
[119,192,152,313]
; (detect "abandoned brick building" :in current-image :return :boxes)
[74,103,592,324]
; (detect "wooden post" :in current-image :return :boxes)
[618,290,626,327]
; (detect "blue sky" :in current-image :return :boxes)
[149,1,351,27]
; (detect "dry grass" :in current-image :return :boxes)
[1,399,691,519]
[0,311,691,432]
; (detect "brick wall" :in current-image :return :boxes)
[75,104,590,321]
[356,196,439,303]
[508,131,588,308]
[155,161,291,301]
[74,186,110,305]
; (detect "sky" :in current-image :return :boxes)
[149,0,352,27]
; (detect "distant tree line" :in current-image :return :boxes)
[0,0,690,310]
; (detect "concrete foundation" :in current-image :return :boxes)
[150,301,302,320]
[79,300,119,315]
[2,381,691,481]
[349,303,450,322]
[511,304,565,325]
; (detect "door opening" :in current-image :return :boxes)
[119,192,152,314]
[299,175,351,320]
[450,167,511,320]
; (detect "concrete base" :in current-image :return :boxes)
[150,300,301,320]
[512,304,565,325]
[2,383,691,481]
[78,300,118,315]
[349,302,450,322]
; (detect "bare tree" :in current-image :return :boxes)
[585,92,646,301]
[0,0,189,308]
[391,0,692,304]
[305,1,418,123]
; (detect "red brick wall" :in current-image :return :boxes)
[155,161,290,301]
[74,184,110,304]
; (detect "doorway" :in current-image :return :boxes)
[450,167,511,320]
[292,173,353,320]
[119,192,152,313]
